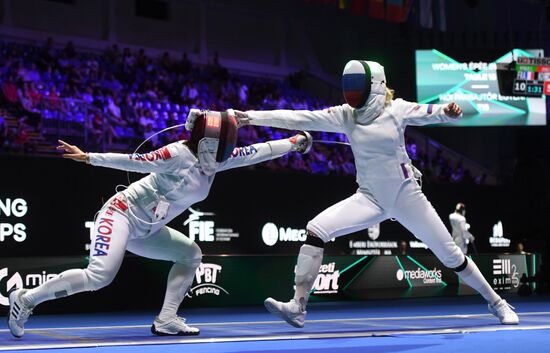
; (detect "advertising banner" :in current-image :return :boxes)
[0,157,521,258]
[0,254,537,315]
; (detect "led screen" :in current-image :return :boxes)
[415,49,546,126]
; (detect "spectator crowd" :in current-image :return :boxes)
[0,39,486,183]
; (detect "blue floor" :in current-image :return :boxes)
[2,295,550,352]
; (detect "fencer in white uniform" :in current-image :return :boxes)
[7,110,313,338]
[449,203,475,254]
[187,60,519,327]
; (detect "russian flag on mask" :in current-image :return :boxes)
[342,63,367,108]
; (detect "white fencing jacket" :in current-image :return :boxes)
[449,212,475,245]
[248,99,457,183]
[88,139,292,236]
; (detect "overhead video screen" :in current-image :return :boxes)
[415,49,546,126]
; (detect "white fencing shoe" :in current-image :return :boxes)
[151,316,200,336]
[488,299,519,325]
[8,289,34,338]
[264,298,306,328]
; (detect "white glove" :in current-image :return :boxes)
[231,109,251,128]
[289,131,313,154]
[185,108,205,131]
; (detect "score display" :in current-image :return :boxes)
[508,57,550,96]
[416,49,546,126]
[512,80,543,97]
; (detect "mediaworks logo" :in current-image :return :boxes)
[396,267,443,284]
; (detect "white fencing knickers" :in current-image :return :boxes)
[307,178,464,268]
[306,178,500,304]
[22,195,202,314]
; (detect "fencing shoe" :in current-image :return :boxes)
[8,289,34,338]
[151,316,200,336]
[264,298,306,328]
[488,299,519,325]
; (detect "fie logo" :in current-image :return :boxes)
[184,208,216,242]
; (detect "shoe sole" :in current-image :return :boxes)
[7,288,23,339]
[150,325,200,336]
[264,299,304,328]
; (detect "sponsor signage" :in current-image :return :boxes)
[311,262,340,295]
[184,208,240,243]
[491,256,521,291]
[0,257,87,312]
[0,254,538,315]
[0,198,28,243]
[0,156,524,257]
[261,222,307,246]
[188,263,229,298]
[489,221,511,248]
[367,224,380,240]
[396,267,443,285]
[0,268,58,306]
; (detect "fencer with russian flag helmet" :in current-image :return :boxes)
[7,109,313,339]
[193,59,518,328]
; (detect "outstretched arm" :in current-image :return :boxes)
[396,99,462,126]
[217,133,311,172]
[243,106,350,133]
[57,139,182,174]
[185,107,350,134]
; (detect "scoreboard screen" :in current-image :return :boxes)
[498,56,550,97]
[415,49,547,126]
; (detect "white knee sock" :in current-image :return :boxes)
[293,244,324,310]
[457,259,500,305]
[158,263,197,321]
[22,269,89,307]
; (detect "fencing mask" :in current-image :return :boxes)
[342,60,387,122]
[189,109,238,175]
[455,203,466,216]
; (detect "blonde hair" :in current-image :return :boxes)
[385,87,394,106]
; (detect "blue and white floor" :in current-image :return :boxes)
[2,295,549,353]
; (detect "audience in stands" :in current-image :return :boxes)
[0,39,486,184]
